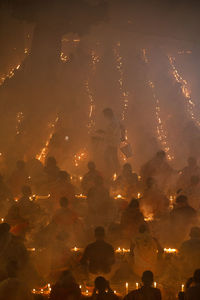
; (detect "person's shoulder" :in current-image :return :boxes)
[124,289,138,299]
[104,241,114,250]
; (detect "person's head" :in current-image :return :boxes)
[103,108,114,120]
[190,227,200,239]
[22,185,32,197]
[59,270,76,286]
[188,157,197,168]
[178,292,185,300]
[175,195,188,207]
[190,175,200,186]
[95,226,105,240]
[94,276,109,293]
[16,160,25,170]
[139,224,149,234]
[155,150,166,161]
[88,161,96,172]
[46,156,57,167]
[193,269,200,284]
[142,270,154,287]
[129,198,139,209]
[146,177,156,189]
[58,170,70,182]
[59,197,69,208]
[123,163,132,175]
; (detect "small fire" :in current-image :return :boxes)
[164,248,178,254]
[115,247,130,253]
[144,214,154,222]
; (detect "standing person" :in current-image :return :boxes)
[102,108,123,177]
[124,270,162,300]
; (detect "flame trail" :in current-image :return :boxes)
[114,42,129,122]
[86,50,100,132]
[168,55,200,126]
[142,49,174,160]
[36,116,59,163]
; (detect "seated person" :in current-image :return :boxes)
[179,227,200,278]
[50,270,82,300]
[124,270,162,300]
[121,198,144,239]
[80,227,115,275]
[90,276,120,300]
[82,161,101,194]
[114,163,139,198]
[185,269,200,300]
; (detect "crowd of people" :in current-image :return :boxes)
[0,142,199,299]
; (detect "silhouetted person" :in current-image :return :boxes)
[170,195,197,246]
[131,225,159,277]
[8,160,28,197]
[50,170,76,209]
[51,197,79,244]
[124,270,162,300]
[82,161,101,194]
[179,227,200,277]
[44,156,60,183]
[0,223,29,280]
[115,163,139,198]
[140,150,174,191]
[87,176,112,226]
[141,177,169,217]
[185,269,200,300]
[0,260,33,300]
[81,227,115,275]
[6,185,41,237]
[50,270,82,300]
[178,157,200,190]
[121,198,144,238]
[90,276,119,300]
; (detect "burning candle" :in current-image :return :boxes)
[86,289,89,295]
[125,282,129,294]
[137,192,141,199]
[154,282,157,288]
[32,289,36,294]
[1,218,4,223]
[136,283,139,290]
[181,284,184,292]
[79,285,82,290]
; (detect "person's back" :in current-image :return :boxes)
[0,260,33,300]
[124,286,161,300]
[186,269,200,300]
[81,227,115,274]
[50,270,82,300]
[82,161,100,194]
[124,271,161,300]
[179,227,200,276]
[90,276,119,300]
